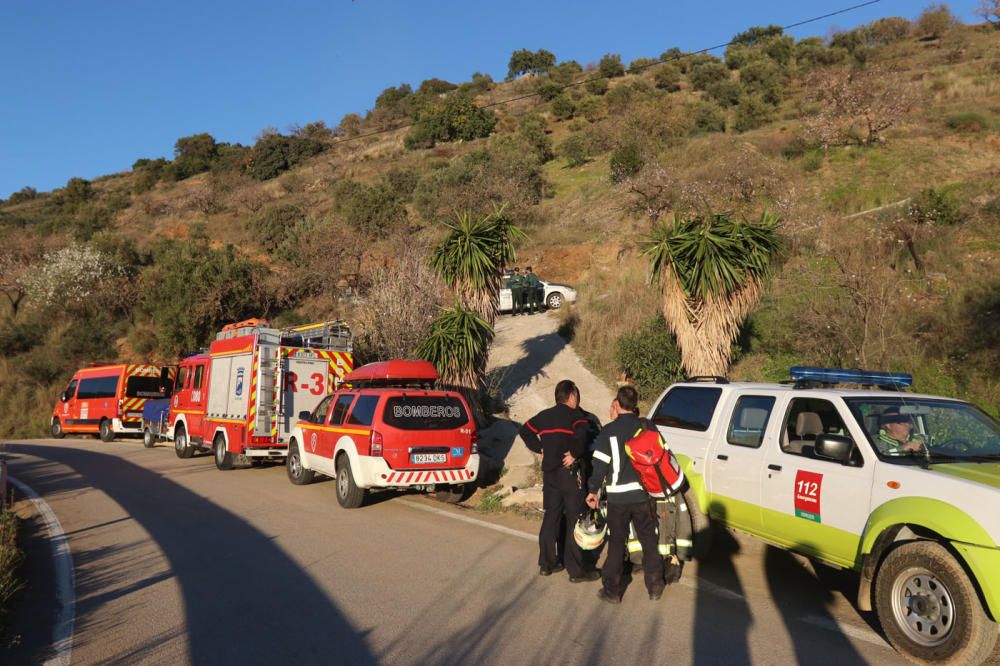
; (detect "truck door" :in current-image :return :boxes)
[279,351,330,442]
[188,363,207,437]
[500,277,513,312]
[759,397,874,568]
[705,394,779,534]
[60,378,80,427]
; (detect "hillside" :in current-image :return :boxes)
[1,10,999,436]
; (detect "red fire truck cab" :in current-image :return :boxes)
[52,363,172,441]
[169,318,353,469]
[287,360,480,508]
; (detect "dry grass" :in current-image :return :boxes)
[0,507,22,627]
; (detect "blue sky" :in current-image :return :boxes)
[0,0,981,198]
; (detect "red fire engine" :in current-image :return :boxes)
[168,318,353,469]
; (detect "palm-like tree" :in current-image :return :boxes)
[415,305,494,390]
[641,210,781,377]
[429,205,525,329]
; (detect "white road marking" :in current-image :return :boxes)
[9,476,76,666]
[400,500,536,542]
[400,499,888,649]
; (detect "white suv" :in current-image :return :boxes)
[499,276,577,312]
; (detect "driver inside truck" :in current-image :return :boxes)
[877,407,927,456]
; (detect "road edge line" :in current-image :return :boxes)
[399,500,536,542]
[9,475,75,666]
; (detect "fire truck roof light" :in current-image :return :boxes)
[789,366,913,388]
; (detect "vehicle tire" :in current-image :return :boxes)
[875,540,999,665]
[214,435,234,471]
[286,439,314,486]
[545,291,563,310]
[174,425,194,459]
[683,488,714,560]
[436,484,466,504]
[143,429,155,448]
[51,418,65,439]
[335,455,365,509]
[99,419,114,442]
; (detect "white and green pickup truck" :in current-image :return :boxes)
[650,368,1000,665]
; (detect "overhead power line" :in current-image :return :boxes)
[328,0,881,148]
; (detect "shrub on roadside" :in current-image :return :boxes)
[615,315,684,397]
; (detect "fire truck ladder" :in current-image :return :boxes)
[254,347,277,436]
[279,320,352,352]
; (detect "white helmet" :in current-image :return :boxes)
[574,509,607,550]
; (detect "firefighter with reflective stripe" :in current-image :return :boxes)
[519,379,600,582]
[586,386,664,603]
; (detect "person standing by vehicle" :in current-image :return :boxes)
[586,385,665,603]
[509,268,525,316]
[525,266,542,314]
[520,380,601,582]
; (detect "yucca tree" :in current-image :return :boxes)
[429,205,526,329]
[641,210,781,377]
[416,305,494,389]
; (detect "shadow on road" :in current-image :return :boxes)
[491,331,567,403]
[5,446,375,664]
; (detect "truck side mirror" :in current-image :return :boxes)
[60,391,69,402]
[815,434,855,464]
[298,410,312,422]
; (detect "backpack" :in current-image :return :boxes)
[623,424,685,498]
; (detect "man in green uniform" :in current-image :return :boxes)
[525,266,542,314]
[509,268,524,316]
[877,407,927,456]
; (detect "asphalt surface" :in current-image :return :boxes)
[0,437,906,665]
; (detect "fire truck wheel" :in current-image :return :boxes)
[435,484,467,504]
[99,419,115,442]
[214,435,234,471]
[174,425,194,459]
[286,440,314,486]
[143,429,155,448]
[51,419,65,439]
[335,455,365,509]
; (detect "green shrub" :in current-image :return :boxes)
[249,203,306,252]
[518,115,555,162]
[577,95,603,123]
[733,93,774,132]
[628,57,658,74]
[385,168,420,198]
[598,53,625,79]
[915,3,956,39]
[610,143,644,182]
[795,37,848,69]
[332,181,407,235]
[688,61,730,90]
[869,16,911,44]
[171,133,218,180]
[549,61,583,85]
[653,64,681,92]
[245,134,324,180]
[63,178,94,207]
[559,133,591,167]
[536,81,563,101]
[585,78,609,96]
[417,78,457,96]
[801,151,824,172]
[0,320,43,357]
[944,112,990,133]
[615,315,683,397]
[550,94,576,120]
[507,48,556,80]
[688,100,726,134]
[404,93,497,149]
[739,59,786,105]
[910,187,962,225]
[706,79,741,107]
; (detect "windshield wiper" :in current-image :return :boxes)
[926,453,1000,464]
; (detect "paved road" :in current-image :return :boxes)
[2,437,905,665]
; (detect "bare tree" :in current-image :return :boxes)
[804,66,920,148]
[975,0,999,25]
[0,233,46,318]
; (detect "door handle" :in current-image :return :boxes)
[716,454,729,461]
[768,464,782,471]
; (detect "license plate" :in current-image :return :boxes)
[411,453,447,464]
[127,411,143,419]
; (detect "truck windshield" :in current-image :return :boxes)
[126,375,171,399]
[844,398,1000,462]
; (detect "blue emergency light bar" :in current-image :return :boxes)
[790,366,913,388]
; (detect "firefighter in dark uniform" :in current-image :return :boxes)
[509,268,525,316]
[520,380,601,582]
[586,385,665,603]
